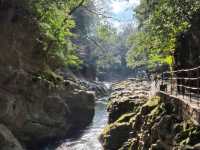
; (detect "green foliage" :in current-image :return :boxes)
[96,24,117,43]
[22,0,87,68]
[92,24,120,71]
[126,31,149,68]
[127,0,200,70]
[64,45,83,68]
[32,69,63,84]
[91,23,131,73]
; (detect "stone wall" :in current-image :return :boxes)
[160,92,200,125]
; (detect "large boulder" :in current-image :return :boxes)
[0,124,24,150]
[107,80,150,123]
[79,80,109,97]
[107,97,138,123]
[0,75,95,148]
[100,79,151,149]
[100,122,131,150]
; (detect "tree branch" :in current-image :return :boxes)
[61,0,85,28]
[82,6,128,22]
[86,36,108,52]
[69,0,85,15]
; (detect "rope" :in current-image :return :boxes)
[162,77,200,81]
[163,66,200,74]
[176,85,200,90]
[160,66,200,99]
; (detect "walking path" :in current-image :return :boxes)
[149,81,160,97]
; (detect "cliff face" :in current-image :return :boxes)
[100,80,200,150]
[0,0,46,73]
[0,1,95,149]
[175,13,200,69]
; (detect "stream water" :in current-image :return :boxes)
[45,96,108,150]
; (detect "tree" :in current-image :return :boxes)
[126,0,200,70]
[20,0,90,69]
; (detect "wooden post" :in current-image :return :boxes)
[160,73,164,92]
[182,72,184,99]
[198,68,200,105]
[176,72,178,96]
[189,71,192,102]
[171,72,173,95]
[182,75,184,99]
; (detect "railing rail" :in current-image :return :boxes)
[160,66,200,103]
[163,66,200,73]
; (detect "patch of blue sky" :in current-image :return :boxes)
[109,0,140,30]
[94,0,140,31]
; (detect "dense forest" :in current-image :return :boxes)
[7,0,199,80]
[15,0,199,80]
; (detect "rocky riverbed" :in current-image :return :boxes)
[45,96,108,150]
[100,79,200,150]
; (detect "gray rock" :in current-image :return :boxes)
[0,72,95,148]
[0,124,24,150]
[193,143,200,150]
[0,2,95,149]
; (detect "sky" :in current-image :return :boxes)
[109,0,140,30]
[93,0,140,31]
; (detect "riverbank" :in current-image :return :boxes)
[45,96,108,150]
[0,2,110,148]
[100,79,200,150]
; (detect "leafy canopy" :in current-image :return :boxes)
[126,0,200,70]
[91,23,130,72]
[22,0,89,68]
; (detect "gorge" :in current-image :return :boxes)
[0,0,200,150]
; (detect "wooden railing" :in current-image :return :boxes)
[160,66,200,102]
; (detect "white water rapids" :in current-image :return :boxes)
[45,96,108,150]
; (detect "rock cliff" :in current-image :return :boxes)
[174,12,200,69]
[0,1,96,149]
[100,79,200,150]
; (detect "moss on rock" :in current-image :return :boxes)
[100,79,200,150]
[100,122,131,150]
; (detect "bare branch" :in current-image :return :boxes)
[85,36,108,52]
[82,6,129,22]
[69,0,85,15]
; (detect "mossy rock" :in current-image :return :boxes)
[32,69,63,84]
[173,123,184,135]
[175,120,198,145]
[100,122,131,150]
[147,103,163,125]
[107,99,138,123]
[141,96,160,115]
[118,138,139,150]
[150,140,167,150]
[176,129,191,144]
[144,96,160,107]
[116,113,136,124]
[188,128,200,145]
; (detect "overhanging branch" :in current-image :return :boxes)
[69,0,85,15]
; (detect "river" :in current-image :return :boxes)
[44,96,108,150]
